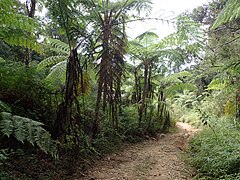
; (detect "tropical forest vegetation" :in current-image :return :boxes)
[0,0,240,179]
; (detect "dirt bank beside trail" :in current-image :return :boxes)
[78,122,198,180]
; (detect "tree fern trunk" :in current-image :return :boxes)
[138,62,149,128]
[54,50,79,143]
[94,79,103,138]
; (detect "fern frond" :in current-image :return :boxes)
[211,0,240,29]
[135,31,159,42]
[165,83,197,97]
[0,112,13,137]
[12,116,26,143]
[0,100,10,112]
[164,71,192,83]
[3,36,43,54]
[0,0,42,53]
[0,112,57,158]
[47,38,69,55]
[38,56,68,70]
[77,73,91,96]
[207,78,226,90]
[46,61,67,84]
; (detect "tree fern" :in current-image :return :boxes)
[39,38,69,83]
[163,71,193,83]
[38,56,67,70]
[45,61,67,84]
[47,38,69,55]
[165,83,197,97]
[211,0,240,29]
[0,112,58,158]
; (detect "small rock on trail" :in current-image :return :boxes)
[78,122,198,180]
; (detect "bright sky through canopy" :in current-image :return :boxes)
[127,0,210,39]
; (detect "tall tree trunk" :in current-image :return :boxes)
[162,111,170,133]
[138,62,149,127]
[54,49,79,143]
[94,79,103,138]
[24,0,36,66]
[133,70,139,104]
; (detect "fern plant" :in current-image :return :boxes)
[0,0,42,53]
[38,38,69,84]
[38,38,90,95]
[211,0,240,29]
[0,112,58,158]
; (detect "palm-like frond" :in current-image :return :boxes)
[211,0,240,29]
[38,56,68,70]
[165,83,197,98]
[46,61,67,84]
[135,31,159,42]
[0,112,57,158]
[163,71,193,83]
[38,38,70,84]
[47,38,69,55]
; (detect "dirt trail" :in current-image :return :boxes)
[80,123,199,180]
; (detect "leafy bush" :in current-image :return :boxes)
[0,61,58,126]
[171,91,231,128]
[187,117,240,179]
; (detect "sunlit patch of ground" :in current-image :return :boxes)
[78,122,199,180]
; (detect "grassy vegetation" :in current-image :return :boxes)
[187,118,240,179]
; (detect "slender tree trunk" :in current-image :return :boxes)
[133,70,139,104]
[94,79,103,138]
[138,62,149,127]
[24,0,36,66]
[54,50,79,143]
[163,111,170,133]
[103,83,107,112]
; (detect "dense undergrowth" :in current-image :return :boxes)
[187,118,240,179]
[0,61,170,179]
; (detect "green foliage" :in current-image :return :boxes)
[225,100,235,117]
[163,71,193,83]
[0,57,5,63]
[165,83,197,97]
[0,62,58,127]
[38,56,67,70]
[162,72,197,98]
[45,61,67,84]
[0,149,8,166]
[207,78,226,90]
[0,112,58,158]
[46,38,69,55]
[0,0,42,53]
[171,89,229,128]
[211,0,240,29]
[38,38,70,86]
[188,118,240,179]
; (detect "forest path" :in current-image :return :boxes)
[80,123,199,180]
